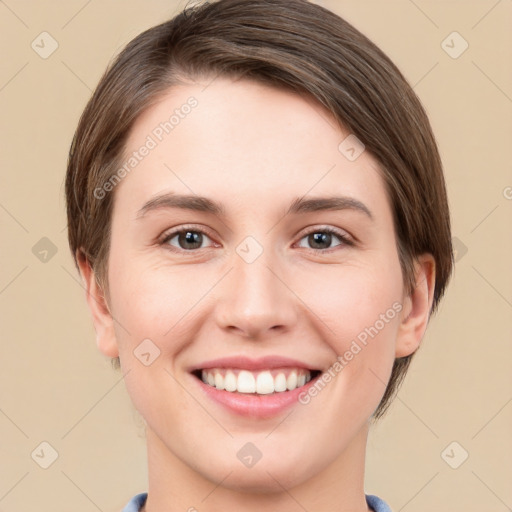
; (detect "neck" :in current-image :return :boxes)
[142,422,372,512]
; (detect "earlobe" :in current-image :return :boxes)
[76,249,119,358]
[395,254,436,358]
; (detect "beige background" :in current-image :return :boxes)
[1,0,511,511]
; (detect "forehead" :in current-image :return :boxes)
[116,77,389,219]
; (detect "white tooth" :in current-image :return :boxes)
[203,368,311,394]
[274,372,287,392]
[214,371,225,390]
[237,370,256,393]
[286,371,298,390]
[256,371,274,394]
[224,370,237,392]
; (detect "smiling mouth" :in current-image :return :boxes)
[192,368,322,395]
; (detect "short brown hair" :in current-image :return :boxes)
[65,0,453,419]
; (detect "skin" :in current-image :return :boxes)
[78,77,435,512]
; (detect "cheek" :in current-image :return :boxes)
[110,257,206,340]
[300,260,403,381]
[111,267,199,415]
[301,291,402,428]
[302,260,402,333]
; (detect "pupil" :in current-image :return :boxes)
[310,232,331,249]
[181,231,202,249]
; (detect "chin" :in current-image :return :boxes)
[200,454,319,494]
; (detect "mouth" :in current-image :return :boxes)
[188,355,324,417]
[191,367,322,395]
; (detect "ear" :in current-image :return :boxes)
[395,253,436,358]
[76,250,119,358]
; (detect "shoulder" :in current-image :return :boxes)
[366,493,393,512]
[121,492,148,512]
[121,492,389,512]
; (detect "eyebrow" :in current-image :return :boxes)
[136,192,373,221]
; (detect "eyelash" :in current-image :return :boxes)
[158,224,354,254]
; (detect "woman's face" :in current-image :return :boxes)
[93,77,416,491]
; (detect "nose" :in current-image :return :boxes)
[214,246,298,339]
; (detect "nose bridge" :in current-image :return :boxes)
[216,237,296,337]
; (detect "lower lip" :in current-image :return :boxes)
[192,373,320,418]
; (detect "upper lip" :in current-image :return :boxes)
[189,355,320,372]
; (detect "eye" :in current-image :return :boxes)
[296,227,353,251]
[159,225,353,253]
[160,226,216,251]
